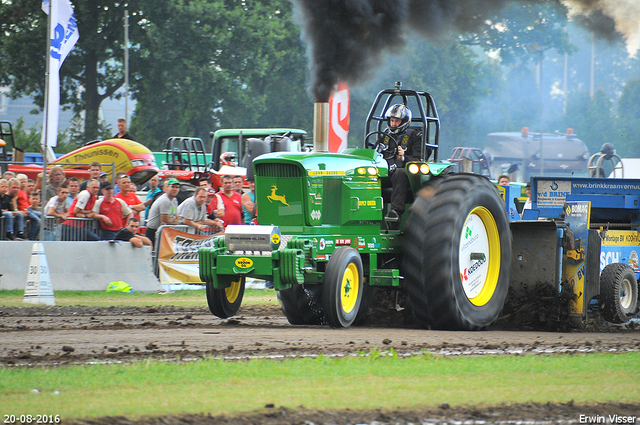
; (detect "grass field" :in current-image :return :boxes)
[2,351,639,420]
[0,288,277,308]
[1,290,639,421]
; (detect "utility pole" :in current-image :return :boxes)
[124,9,130,122]
[590,31,595,98]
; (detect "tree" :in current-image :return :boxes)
[561,89,614,155]
[615,76,640,157]
[130,0,313,149]
[346,34,500,157]
[11,117,77,154]
[0,0,153,142]
[460,1,573,65]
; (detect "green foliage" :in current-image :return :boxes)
[11,118,77,155]
[616,76,640,157]
[461,1,573,64]
[0,0,154,142]
[65,115,113,147]
[562,90,614,155]
[348,35,499,156]
[130,0,312,149]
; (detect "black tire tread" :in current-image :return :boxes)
[277,284,324,325]
[403,174,511,330]
[206,277,245,319]
[600,263,638,324]
[322,247,364,328]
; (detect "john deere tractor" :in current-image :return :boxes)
[199,84,512,330]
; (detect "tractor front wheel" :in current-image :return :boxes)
[206,276,245,319]
[322,247,364,328]
[600,263,638,324]
[277,284,324,325]
[403,174,512,330]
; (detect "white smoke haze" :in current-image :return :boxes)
[563,0,640,56]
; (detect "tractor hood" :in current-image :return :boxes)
[252,149,389,233]
[253,148,388,177]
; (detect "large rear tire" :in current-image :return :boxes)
[600,263,638,324]
[206,276,245,319]
[277,284,324,325]
[322,247,364,328]
[403,174,512,330]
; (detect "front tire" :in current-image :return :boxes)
[403,174,512,330]
[600,263,638,324]
[206,276,245,319]
[277,284,324,325]
[322,247,364,328]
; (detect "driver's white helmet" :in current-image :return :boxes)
[385,104,412,135]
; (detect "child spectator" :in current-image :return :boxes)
[45,184,69,222]
[2,178,25,239]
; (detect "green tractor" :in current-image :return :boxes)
[199,84,512,330]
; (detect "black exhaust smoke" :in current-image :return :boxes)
[291,0,636,102]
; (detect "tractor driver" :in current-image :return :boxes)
[378,104,423,228]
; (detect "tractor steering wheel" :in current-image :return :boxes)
[365,131,398,161]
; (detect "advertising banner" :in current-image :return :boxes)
[41,0,79,148]
[328,83,350,153]
[157,227,222,284]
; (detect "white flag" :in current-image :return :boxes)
[41,0,79,148]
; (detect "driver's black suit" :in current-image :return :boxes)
[379,127,424,216]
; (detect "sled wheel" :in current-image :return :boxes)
[277,284,324,325]
[403,174,512,330]
[206,276,245,319]
[322,247,364,328]
[600,263,638,324]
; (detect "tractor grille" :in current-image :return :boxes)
[255,163,302,178]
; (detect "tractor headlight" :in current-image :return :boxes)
[131,159,146,168]
[420,164,430,174]
[357,167,366,175]
[408,163,420,174]
[367,167,377,175]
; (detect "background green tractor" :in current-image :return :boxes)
[199,83,512,331]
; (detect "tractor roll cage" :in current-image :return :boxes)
[163,136,208,171]
[364,84,441,162]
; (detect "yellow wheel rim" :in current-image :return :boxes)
[458,207,501,306]
[340,263,359,314]
[225,279,242,303]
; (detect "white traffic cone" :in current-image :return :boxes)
[23,243,55,306]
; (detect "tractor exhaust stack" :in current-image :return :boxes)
[313,102,330,152]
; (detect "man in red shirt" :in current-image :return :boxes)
[93,182,133,240]
[217,175,242,226]
[61,179,100,241]
[115,175,147,220]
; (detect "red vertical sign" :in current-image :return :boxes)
[328,83,350,153]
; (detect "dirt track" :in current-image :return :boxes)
[2,303,640,367]
[2,303,639,424]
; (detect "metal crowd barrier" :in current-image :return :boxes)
[0,213,37,240]
[43,216,101,241]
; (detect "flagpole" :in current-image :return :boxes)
[39,0,53,242]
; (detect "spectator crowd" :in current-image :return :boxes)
[2,164,250,247]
